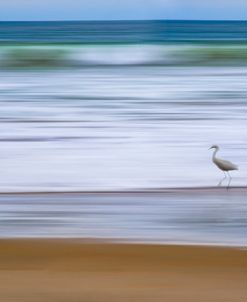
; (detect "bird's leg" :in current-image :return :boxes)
[218,171,227,187]
[227,171,232,189]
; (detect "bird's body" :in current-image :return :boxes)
[209,145,238,187]
[213,156,238,172]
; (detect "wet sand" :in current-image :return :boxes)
[0,240,247,302]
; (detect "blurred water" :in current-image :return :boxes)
[2,20,247,43]
[0,66,246,191]
[0,20,246,191]
[0,21,247,245]
[0,191,247,246]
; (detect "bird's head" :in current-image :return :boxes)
[209,144,219,150]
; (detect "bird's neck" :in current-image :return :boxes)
[212,148,219,160]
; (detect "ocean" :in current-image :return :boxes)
[0,20,247,244]
[0,20,247,192]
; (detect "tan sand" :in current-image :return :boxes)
[0,240,246,302]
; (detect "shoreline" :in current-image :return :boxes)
[1,237,247,249]
[0,239,247,302]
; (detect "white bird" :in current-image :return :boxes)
[209,145,238,187]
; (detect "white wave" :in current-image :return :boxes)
[0,43,247,68]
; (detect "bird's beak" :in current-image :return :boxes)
[208,147,212,150]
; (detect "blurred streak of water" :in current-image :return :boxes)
[0,191,246,246]
[0,66,246,191]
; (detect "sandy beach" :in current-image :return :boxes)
[0,240,246,302]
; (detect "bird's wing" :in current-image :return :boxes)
[217,158,238,170]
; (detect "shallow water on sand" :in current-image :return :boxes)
[0,66,247,191]
[0,191,247,246]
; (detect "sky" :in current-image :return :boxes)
[0,0,247,21]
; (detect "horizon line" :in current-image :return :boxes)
[0,18,247,23]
